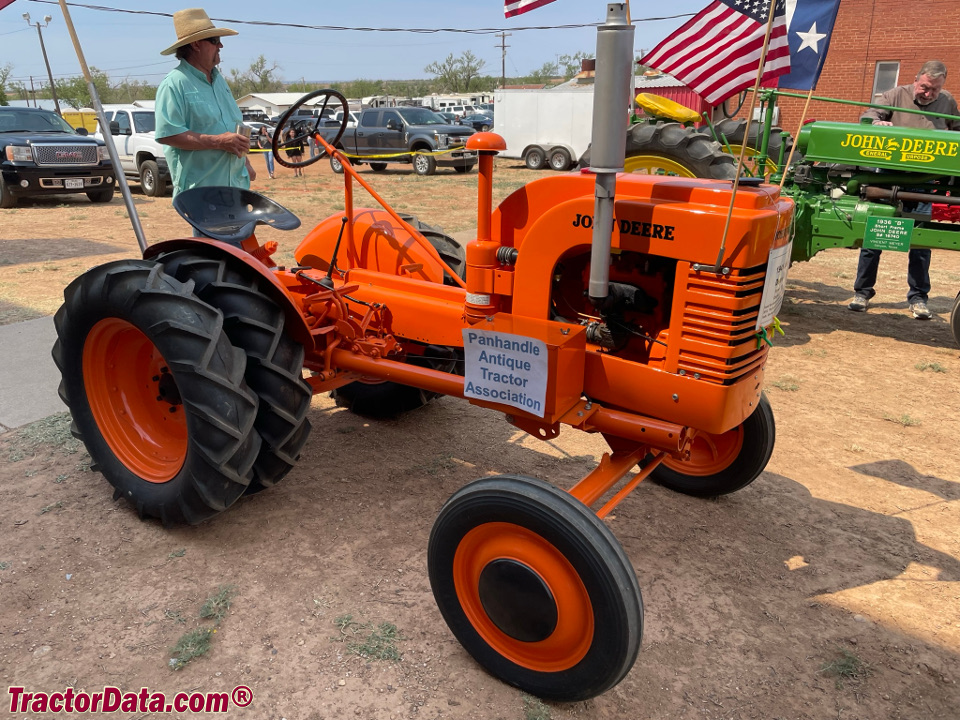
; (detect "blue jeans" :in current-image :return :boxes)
[264,150,274,176]
[853,247,931,303]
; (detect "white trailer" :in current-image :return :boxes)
[493,88,595,171]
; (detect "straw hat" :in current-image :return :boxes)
[160,8,238,56]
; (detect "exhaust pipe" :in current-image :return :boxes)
[587,4,635,310]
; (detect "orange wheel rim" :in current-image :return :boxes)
[83,318,187,483]
[453,522,594,672]
[664,425,744,476]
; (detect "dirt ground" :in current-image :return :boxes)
[1,153,959,719]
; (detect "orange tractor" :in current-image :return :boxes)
[52,10,792,701]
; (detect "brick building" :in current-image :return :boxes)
[769,0,960,132]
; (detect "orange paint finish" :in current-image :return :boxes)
[82,319,187,483]
[453,522,594,672]
[465,315,586,424]
[297,209,448,285]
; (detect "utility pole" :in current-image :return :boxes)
[29,76,37,107]
[23,12,61,115]
[495,32,511,89]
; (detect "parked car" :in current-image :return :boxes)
[460,114,494,132]
[0,106,114,208]
[436,111,458,125]
[95,105,171,196]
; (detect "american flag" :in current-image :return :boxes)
[640,0,790,105]
[504,0,558,17]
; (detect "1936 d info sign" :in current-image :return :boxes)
[862,216,914,252]
[462,329,548,418]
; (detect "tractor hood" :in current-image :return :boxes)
[797,121,960,176]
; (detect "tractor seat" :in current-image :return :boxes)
[635,93,702,124]
[172,186,301,245]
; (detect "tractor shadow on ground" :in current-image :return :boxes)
[849,459,960,500]
[775,278,957,350]
[0,236,133,266]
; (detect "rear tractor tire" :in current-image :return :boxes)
[428,475,642,701]
[650,392,775,497]
[52,260,261,525]
[158,251,313,493]
[579,122,738,180]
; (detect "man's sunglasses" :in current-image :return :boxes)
[204,37,222,45]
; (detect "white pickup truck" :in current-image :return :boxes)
[96,103,171,197]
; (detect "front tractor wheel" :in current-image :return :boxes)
[52,260,261,525]
[651,392,775,497]
[428,475,642,701]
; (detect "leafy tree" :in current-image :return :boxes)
[528,61,560,84]
[559,51,594,79]
[0,64,11,106]
[53,67,111,109]
[424,51,487,93]
[226,55,283,97]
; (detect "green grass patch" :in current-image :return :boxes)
[168,548,186,558]
[169,628,214,670]
[333,614,403,661]
[0,561,10,571]
[915,362,947,373]
[8,413,84,462]
[820,648,872,689]
[522,695,551,720]
[199,585,236,625]
[38,501,64,515]
[771,375,800,392]
[883,413,921,427]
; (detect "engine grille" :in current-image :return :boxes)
[675,263,769,385]
[31,144,99,167]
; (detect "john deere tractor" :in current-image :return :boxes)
[596,90,960,346]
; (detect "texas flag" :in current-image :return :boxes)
[778,0,842,90]
[505,0,558,17]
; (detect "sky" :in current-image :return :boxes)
[0,0,705,90]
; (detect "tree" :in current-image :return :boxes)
[559,51,594,79]
[528,61,559,84]
[53,67,111,109]
[226,55,283,97]
[424,51,487,93]
[0,64,12,106]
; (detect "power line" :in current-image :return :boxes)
[27,1,695,35]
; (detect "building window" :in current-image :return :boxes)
[872,62,900,100]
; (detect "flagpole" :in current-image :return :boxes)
[709,0,781,272]
[779,87,815,190]
[57,0,147,253]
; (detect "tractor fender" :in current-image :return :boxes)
[144,238,315,350]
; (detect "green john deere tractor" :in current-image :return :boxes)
[585,90,960,346]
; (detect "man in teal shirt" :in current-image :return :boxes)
[155,9,254,196]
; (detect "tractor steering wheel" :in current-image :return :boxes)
[273,89,349,169]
